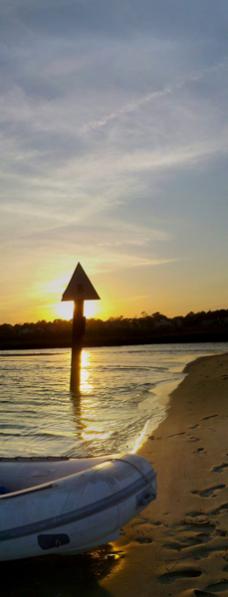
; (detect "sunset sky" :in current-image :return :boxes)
[0,1,228,323]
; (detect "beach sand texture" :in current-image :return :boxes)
[103,353,228,597]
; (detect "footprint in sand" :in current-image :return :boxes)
[212,462,228,473]
[216,528,227,537]
[159,567,202,583]
[164,533,210,552]
[206,580,228,592]
[188,538,228,560]
[208,502,228,515]
[186,511,209,519]
[193,591,216,596]
[135,536,153,544]
[192,484,226,498]
[167,432,186,438]
[150,520,162,526]
[163,540,185,551]
[202,415,218,421]
[181,514,216,533]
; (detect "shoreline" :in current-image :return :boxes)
[132,377,186,454]
[102,352,228,596]
[1,339,228,353]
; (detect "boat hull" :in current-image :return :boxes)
[0,454,156,561]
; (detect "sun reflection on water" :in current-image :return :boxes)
[2,343,221,459]
[70,348,97,453]
[80,349,93,395]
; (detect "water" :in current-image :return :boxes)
[0,343,227,458]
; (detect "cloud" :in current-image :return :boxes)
[82,58,228,134]
[1,1,228,322]
[2,0,228,43]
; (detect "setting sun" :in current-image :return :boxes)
[84,301,100,318]
[54,300,100,320]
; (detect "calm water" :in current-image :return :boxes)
[0,343,227,458]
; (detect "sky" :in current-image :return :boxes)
[0,0,228,323]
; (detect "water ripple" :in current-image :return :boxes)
[0,343,226,457]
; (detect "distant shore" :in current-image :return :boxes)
[1,309,228,350]
[103,352,228,596]
[1,338,228,352]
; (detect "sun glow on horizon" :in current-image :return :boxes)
[53,300,101,320]
[38,271,103,321]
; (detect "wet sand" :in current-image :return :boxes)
[102,352,228,596]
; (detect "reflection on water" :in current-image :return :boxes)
[0,545,124,597]
[70,349,93,397]
[70,349,81,397]
[81,350,94,395]
[0,343,227,457]
[70,349,96,453]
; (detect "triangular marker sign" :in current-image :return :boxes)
[62,263,100,301]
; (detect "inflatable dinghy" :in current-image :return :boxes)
[0,453,156,561]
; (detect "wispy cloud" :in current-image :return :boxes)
[0,1,228,321]
[82,58,228,134]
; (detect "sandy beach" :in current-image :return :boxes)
[102,352,228,596]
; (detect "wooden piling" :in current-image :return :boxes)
[62,263,100,393]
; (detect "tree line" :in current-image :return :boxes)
[0,309,228,350]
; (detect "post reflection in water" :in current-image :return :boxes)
[70,348,82,397]
[70,348,93,397]
[70,348,93,447]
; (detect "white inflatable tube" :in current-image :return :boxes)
[0,454,156,561]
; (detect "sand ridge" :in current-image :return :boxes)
[102,352,228,596]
